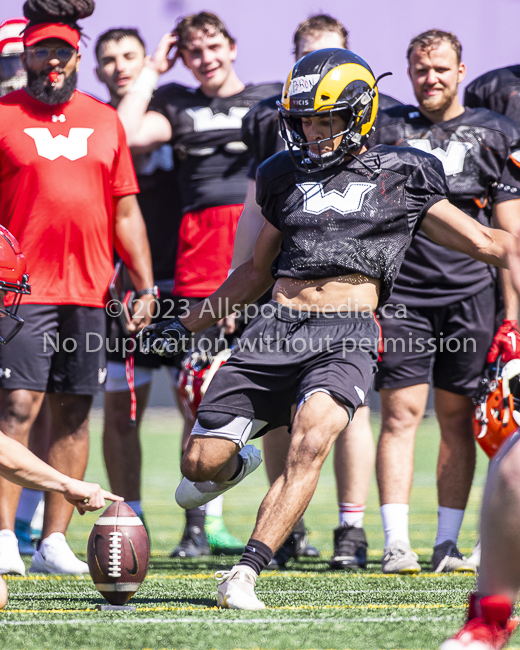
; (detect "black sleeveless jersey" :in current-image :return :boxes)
[256,146,448,305]
[242,92,402,180]
[148,82,282,214]
[369,105,520,307]
[465,66,520,124]
[134,145,181,281]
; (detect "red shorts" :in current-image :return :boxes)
[174,204,244,297]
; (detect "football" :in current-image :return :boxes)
[87,502,150,606]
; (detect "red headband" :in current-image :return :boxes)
[23,23,80,50]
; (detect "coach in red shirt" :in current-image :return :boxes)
[0,0,154,576]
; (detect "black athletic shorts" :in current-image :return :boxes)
[197,301,379,431]
[375,282,496,395]
[0,304,107,394]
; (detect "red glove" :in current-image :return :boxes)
[487,319,520,363]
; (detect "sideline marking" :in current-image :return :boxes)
[4,572,476,582]
[1,603,466,615]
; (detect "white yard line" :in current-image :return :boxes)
[0,614,459,627]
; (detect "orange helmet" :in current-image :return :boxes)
[178,348,231,419]
[473,359,520,458]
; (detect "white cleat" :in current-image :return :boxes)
[30,532,89,574]
[381,540,421,574]
[466,539,481,572]
[215,565,266,610]
[0,529,26,576]
[176,444,262,509]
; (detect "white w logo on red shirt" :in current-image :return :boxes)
[297,182,376,215]
[24,128,94,161]
[407,139,473,176]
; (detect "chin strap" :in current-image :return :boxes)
[125,336,137,427]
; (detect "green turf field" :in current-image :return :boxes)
[0,407,510,650]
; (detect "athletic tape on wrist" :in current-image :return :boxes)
[129,67,159,101]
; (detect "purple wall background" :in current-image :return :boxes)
[2,0,520,105]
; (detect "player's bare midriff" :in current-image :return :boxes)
[273,273,380,313]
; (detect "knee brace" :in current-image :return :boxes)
[197,412,236,429]
[192,413,268,449]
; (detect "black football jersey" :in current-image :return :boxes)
[256,146,448,305]
[134,145,182,281]
[242,92,402,180]
[370,105,520,307]
[465,66,520,124]
[149,82,282,214]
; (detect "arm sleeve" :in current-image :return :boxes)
[111,116,140,197]
[404,155,449,233]
[255,165,281,230]
[491,130,520,203]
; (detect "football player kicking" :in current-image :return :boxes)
[117,12,280,558]
[235,13,402,571]
[368,29,520,574]
[0,225,121,608]
[439,235,520,650]
[140,48,515,610]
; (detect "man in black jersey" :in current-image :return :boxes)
[94,27,181,534]
[368,29,520,575]
[118,12,280,558]
[465,64,520,124]
[139,49,514,610]
[236,14,402,570]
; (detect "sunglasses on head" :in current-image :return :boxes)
[27,46,76,63]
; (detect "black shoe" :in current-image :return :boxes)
[267,530,320,568]
[329,525,368,570]
[170,525,211,558]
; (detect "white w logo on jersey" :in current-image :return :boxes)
[297,182,376,215]
[186,107,249,132]
[24,128,94,161]
[407,139,473,176]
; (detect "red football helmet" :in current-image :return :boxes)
[473,358,520,458]
[0,226,30,344]
[0,18,28,97]
[178,348,231,419]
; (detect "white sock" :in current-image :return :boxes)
[16,489,43,523]
[380,503,410,548]
[339,503,366,528]
[205,494,223,518]
[435,506,465,546]
[126,500,143,517]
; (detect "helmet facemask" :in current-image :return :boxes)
[279,90,376,172]
[0,274,30,344]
